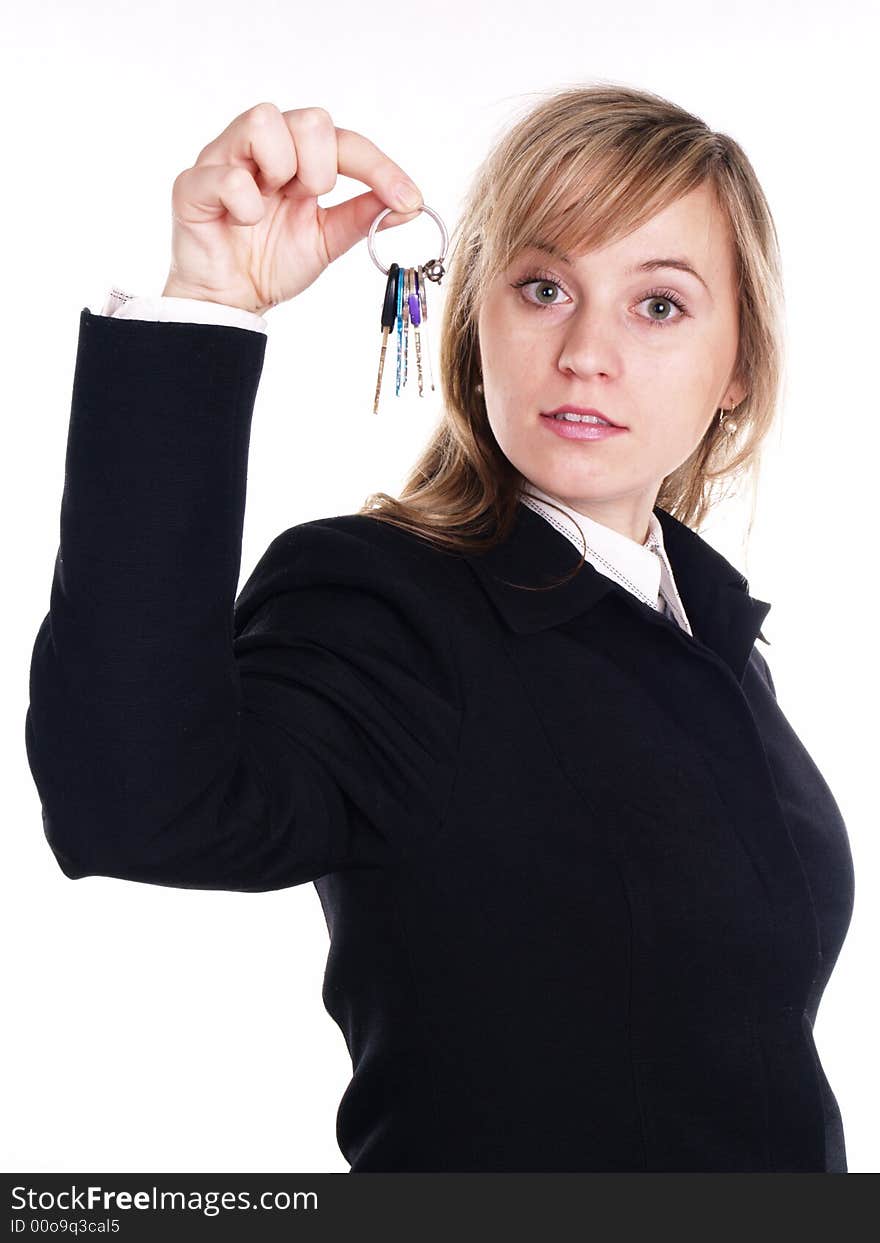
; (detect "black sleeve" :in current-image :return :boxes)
[25,309,463,892]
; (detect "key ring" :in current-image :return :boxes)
[366,203,449,282]
[366,202,449,414]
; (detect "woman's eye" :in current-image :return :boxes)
[637,293,687,327]
[511,274,689,328]
[513,277,571,308]
[532,279,567,306]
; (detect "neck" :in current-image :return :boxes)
[521,483,656,546]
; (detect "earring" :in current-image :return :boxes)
[719,401,739,436]
[366,203,449,414]
[475,382,483,394]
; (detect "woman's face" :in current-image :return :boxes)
[476,183,747,541]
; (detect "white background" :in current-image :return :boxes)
[3,0,877,1174]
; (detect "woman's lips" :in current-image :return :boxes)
[543,405,622,425]
[539,414,629,441]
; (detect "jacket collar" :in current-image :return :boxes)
[462,501,772,682]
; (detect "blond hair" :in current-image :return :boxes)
[359,82,786,559]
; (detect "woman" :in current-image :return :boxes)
[25,85,855,1172]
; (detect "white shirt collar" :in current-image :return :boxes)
[518,482,693,635]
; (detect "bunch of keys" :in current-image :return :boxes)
[366,203,448,414]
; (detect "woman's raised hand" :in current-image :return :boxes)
[162,103,424,315]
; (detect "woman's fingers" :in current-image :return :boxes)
[190,104,423,215]
[273,106,338,199]
[288,119,425,268]
[170,164,266,226]
[192,101,300,197]
[330,124,423,212]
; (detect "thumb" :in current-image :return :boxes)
[319,189,424,266]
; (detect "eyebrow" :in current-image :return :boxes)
[528,241,711,295]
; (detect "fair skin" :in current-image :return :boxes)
[476,183,747,544]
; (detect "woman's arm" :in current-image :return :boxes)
[25,309,462,891]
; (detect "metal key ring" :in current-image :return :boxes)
[367,203,449,282]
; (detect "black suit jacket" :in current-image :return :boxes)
[25,309,855,1172]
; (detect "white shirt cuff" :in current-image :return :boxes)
[97,287,268,334]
